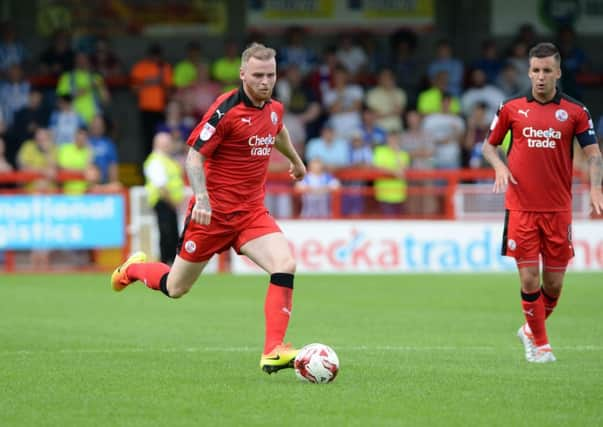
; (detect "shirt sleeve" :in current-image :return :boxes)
[275,102,284,134]
[574,105,597,148]
[186,109,226,158]
[486,102,511,146]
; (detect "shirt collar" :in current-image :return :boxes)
[239,86,272,109]
[526,88,562,105]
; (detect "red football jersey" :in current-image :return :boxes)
[186,88,284,214]
[486,91,595,211]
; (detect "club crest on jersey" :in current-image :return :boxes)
[270,111,278,125]
[508,239,516,251]
[555,109,568,122]
[200,123,216,141]
[184,240,196,254]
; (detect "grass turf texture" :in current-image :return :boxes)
[1,273,602,427]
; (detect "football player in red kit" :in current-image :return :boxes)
[483,42,603,363]
[111,43,307,374]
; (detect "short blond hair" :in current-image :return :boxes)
[241,42,276,65]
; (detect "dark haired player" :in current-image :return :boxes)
[483,42,603,363]
[111,43,307,374]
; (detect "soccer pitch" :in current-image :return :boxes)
[2,273,602,426]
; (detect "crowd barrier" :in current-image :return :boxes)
[0,167,599,273]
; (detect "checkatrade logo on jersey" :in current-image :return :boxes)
[248,134,275,156]
[522,127,561,149]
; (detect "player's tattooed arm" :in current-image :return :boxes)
[583,144,603,214]
[185,147,212,224]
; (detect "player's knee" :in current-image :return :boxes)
[543,280,563,296]
[168,287,189,298]
[276,256,296,274]
[519,270,540,291]
[166,281,193,298]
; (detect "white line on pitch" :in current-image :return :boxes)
[1,345,602,356]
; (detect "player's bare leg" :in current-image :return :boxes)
[542,270,564,318]
[240,232,299,374]
[518,265,555,362]
[112,253,207,298]
[164,256,208,298]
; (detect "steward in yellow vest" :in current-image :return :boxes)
[143,132,184,263]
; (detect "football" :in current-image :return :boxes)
[294,343,339,383]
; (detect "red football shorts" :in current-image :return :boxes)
[501,210,574,271]
[177,203,282,262]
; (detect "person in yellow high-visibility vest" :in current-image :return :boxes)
[373,131,411,217]
[143,132,184,264]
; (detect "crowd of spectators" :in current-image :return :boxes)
[0,22,601,218]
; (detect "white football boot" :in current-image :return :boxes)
[517,324,536,361]
[529,345,556,363]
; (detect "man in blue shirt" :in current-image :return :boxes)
[88,115,119,185]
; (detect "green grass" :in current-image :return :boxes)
[1,273,602,427]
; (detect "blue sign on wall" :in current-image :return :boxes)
[0,194,125,249]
